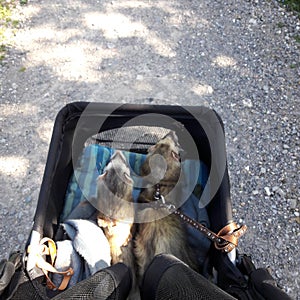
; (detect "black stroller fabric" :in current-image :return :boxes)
[6,263,131,300]
[210,250,293,300]
[31,102,233,239]
[52,263,132,300]
[0,252,292,300]
[141,254,236,300]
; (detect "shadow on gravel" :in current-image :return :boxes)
[8,1,250,102]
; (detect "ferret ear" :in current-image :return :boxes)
[148,144,157,153]
[98,171,108,180]
[163,130,178,141]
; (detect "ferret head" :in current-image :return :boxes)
[141,130,183,186]
[96,151,134,221]
[148,130,182,161]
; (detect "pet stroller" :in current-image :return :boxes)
[0,102,292,299]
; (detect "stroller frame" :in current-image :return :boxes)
[1,102,291,300]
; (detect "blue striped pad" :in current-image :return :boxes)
[61,144,208,220]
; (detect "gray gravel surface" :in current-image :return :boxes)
[0,0,299,298]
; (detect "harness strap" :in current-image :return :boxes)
[27,237,73,291]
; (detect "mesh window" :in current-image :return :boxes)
[85,126,171,153]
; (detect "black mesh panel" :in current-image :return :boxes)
[54,263,131,300]
[10,264,131,300]
[142,254,236,300]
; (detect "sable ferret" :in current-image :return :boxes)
[134,131,198,283]
[96,151,139,300]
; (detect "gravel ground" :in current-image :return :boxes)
[0,0,299,298]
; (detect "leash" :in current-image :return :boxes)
[153,184,247,253]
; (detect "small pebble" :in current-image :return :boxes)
[25,196,32,203]
[22,188,31,196]
[264,187,272,197]
[242,99,253,108]
[276,188,286,198]
[17,234,25,242]
[289,199,297,209]
[249,18,257,25]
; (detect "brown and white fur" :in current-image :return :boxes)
[134,131,198,284]
[96,151,139,300]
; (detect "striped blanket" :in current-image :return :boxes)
[61,143,211,266]
[62,144,209,220]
